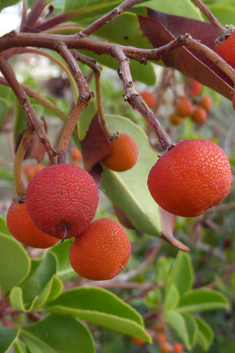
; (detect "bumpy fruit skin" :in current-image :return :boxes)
[214,28,235,69]
[26,164,99,239]
[102,133,138,172]
[174,96,193,117]
[69,218,131,281]
[190,107,208,124]
[140,91,156,108]
[147,139,231,217]
[7,201,58,248]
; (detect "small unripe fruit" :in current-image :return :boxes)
[102,133,138,172]
[70,148,82,160]
[147,139,231,217]
[140,91,156,108]
[7,201,58,248]
[173,342,183,353]
[69,218,131,281]
[159,342,171,353]
[132,337,146,345]
[169,113,183,126]
[154,332,166,345]
[26,164,99,239]
[185,78,202,96]
[154,323,165,332]
[199,96,213,111]
[190,107,208,124]
[174,96,193,117]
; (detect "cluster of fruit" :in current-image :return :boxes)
[169,79,213,126]
[70,147,83,167]
[7,133,139,281]
[132,323,184,352]
[23,163,44,181]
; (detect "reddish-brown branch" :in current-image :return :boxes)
[110,45,173,151]
[20,0,49,32]
[70,49,102,73]
[79,0,145,37]
[0,54,57,165]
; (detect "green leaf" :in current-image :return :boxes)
[13,103,27,146]
[20,313,95,353]
[0,168,14,182]
[163,285,180,310]
[0,325,19,353]
[100,115,160,236]
[10,287,25,312]
[0,216,11,236]
[182,313,198,348]
[134,0,203,19]
[20,252,57,308]
[166,252,194,296]
[194,316,214,351]
[163,310,191,349]
[155,256,174,286]
[207,3,235,26]
[0,232,30,293]
[144,289,162,309]
[49,240,75,281]
[177,288,230,313]
[46,275,63,303]
[45,287,151,342]
[0,98,8,128]
[14,339,28,353]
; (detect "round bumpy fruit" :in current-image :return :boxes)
[7,201,58,248]
[69,218,131,281]
[199,96,213,111]
[139,91,156,108]
[147,139,231,217]
[173,342,183,353]
[102,133,138,172]
[214,27,235,69]
[26,164,99,239]
[185,78,202,96]
[169,113,183,126]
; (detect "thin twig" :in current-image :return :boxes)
[70,49,102,73]
[190,0,225,35]
[0,54,57,165]
[20,0,49,32]
[110,45,173,151]
[79,0,145,37]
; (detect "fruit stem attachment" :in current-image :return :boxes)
[110,45,173,151]
[186,36,235,86]
[94,72,116,141]
[119,264,126,272]
[14,127,34,200]
[190,0,225,35]
[61,225,67,243]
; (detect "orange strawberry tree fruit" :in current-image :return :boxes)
[0,0,234,352]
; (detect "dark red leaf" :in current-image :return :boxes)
[80,113,112,172]
[138,10,234,100]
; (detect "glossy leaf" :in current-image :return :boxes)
[14,339,28,353]
[166,252,194,296]
[163,310,191,349]
[45,287,151,342]
[0,216,11,236]
[208,3,235,26]
[49,240,76,281]
[155,256,174,285]
[20,313,95,353]
[0,325,19,353]
[100,115,161,236]
[177,288,230,313]
[0,232,30,293]
[46,275,63,303]
[0,98,8,128]
[182,313,198,348]
[163,284,180,310]
[194,316,214,351]
[20,252,57,308]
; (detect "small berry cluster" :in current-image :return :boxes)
[23,163,44,181]
[70,147,82,168]
[169,79,213,126]
[7,159,132,281]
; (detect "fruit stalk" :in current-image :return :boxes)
[111,44,173,151]
[95,72,116,140]
[0,54,57,164]
[187,36,235,86]
[14,128,34,199]
[190,0,225,35]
